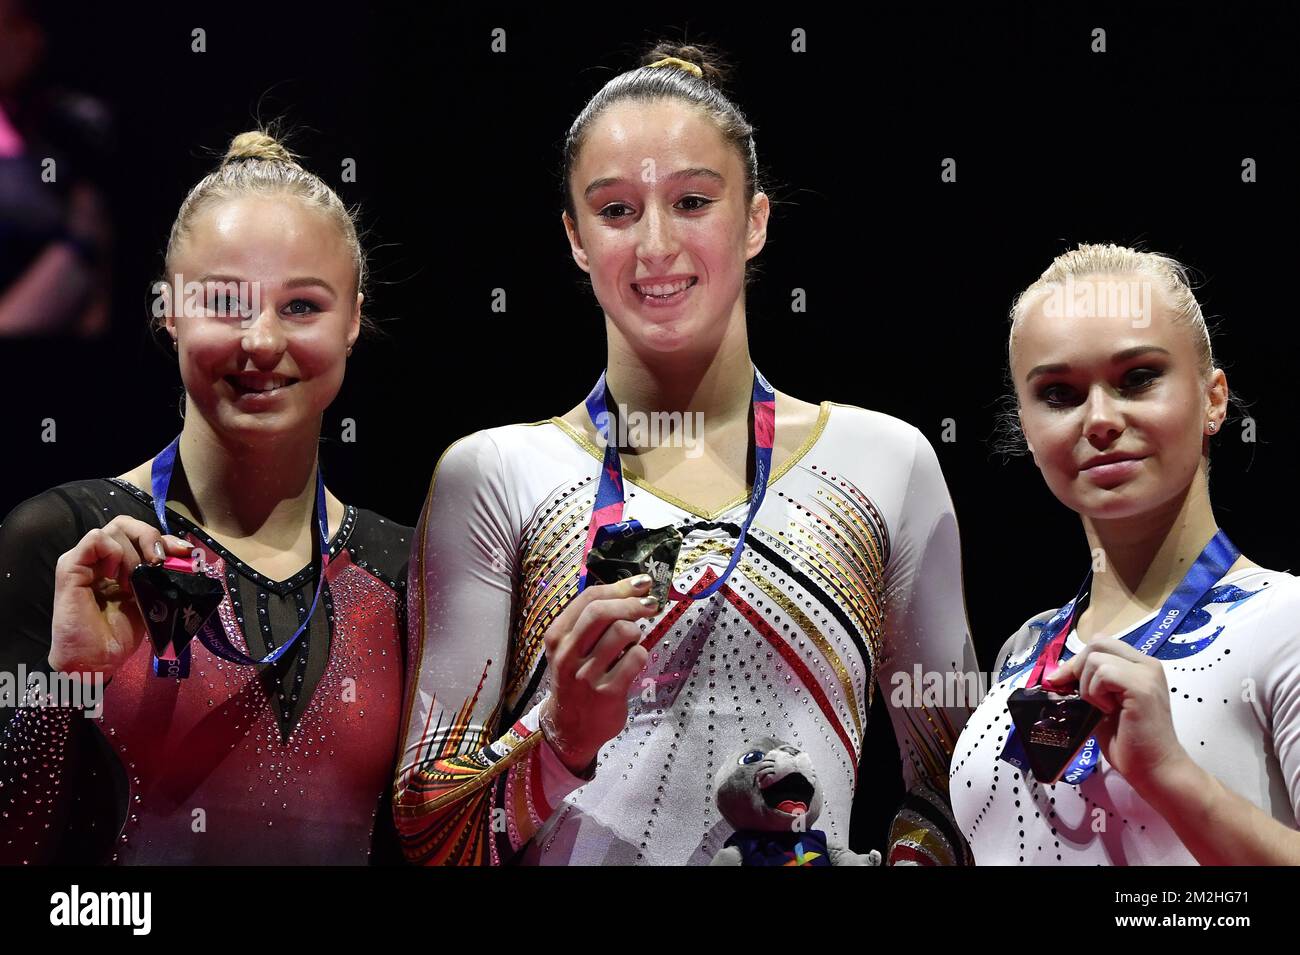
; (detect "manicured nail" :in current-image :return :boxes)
[153,541,165,561]
[640,596,659,609]
[630,574,652,589]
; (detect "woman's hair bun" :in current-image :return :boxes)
[222,130,297,166]
[640,41,731,87]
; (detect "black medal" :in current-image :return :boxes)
[131,556,224,668]
[1006,686,1105,784]
[584,525,684,607]
[1000,530,1241,785]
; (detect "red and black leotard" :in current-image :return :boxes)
[0,477,411,865]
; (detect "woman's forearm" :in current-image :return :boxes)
[1133,748,1300,865]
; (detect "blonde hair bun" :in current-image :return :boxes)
[222,130,297,166]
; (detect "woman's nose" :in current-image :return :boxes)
[1082,385,1124,446]
[636,203,678,260]
[240,308,287,361]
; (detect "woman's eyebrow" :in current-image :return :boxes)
[194,274,336,296]
[1025,345,1172,383]
[584,166,724,200]
[284,277,337,295]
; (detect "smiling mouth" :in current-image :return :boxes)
[632,276,698,300]
[226,374,299,397]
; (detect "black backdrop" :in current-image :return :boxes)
[2,1,1297,853]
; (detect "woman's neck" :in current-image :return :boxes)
[1077,467,1228,638]
[603,313,754,434]
[168,413,322,544]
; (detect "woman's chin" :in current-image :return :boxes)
[214,405,310,441]
[633,316,710,353]
[1070,484,1156,522]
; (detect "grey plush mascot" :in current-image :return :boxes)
[709,737,883,866]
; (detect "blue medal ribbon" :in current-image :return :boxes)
[147,435,330,677]
[1000,529,1240,783]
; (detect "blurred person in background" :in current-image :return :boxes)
[0,0,114,336]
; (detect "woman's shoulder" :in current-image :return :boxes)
[1222,567,1300,651]
[416,420,571,516]
[2,478,150,538]
[341,507,416,591]
[435,417,588,480]
[992,566,1300,681]
[349,507,415,539]
[821,400,929,450]
[993,608,1064,681]
[0,478,154,575]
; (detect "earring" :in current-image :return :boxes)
[172,339,178,351]
[1207,421,1218,433]
[346,346,353,357]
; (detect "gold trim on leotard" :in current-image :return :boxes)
[548,400,832,522]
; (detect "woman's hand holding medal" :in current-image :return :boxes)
[539,573,660,775]
[1045,637,1190,791]
[50,515,192,680]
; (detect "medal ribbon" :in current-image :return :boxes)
[1000,529,1240,783]
[148,434,330,676]
[577,366,775,602]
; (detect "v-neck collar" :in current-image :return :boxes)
[104,477,358,592]
[548,400,832,521]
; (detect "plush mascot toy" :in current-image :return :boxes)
[709,737,883,866]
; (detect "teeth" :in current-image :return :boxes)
[637,278,694,297]
[236,376,288,392]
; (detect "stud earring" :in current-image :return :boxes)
[1207,421,1218,433]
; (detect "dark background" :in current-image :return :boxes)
[2,1,1297,853]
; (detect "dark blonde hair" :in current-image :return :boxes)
[995,242,1242,458]
[561,41,762,223]
[1009,243,1213,376]
[156,128,369,335]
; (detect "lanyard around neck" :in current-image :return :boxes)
[577,366,776,603]
[149,434,331,668]
[1026,529,1239,690]
[1001,528,1240,783]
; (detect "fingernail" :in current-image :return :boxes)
[153,541,165,561]
[639,596,659,609]
[630,574,652,589]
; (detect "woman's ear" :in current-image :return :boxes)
[562,211,590,273]
[348,292,363,351]
[744,192,770,261]
[162,304,179,351]
[1020,414,1040,466]
[1206,367,1228,431]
